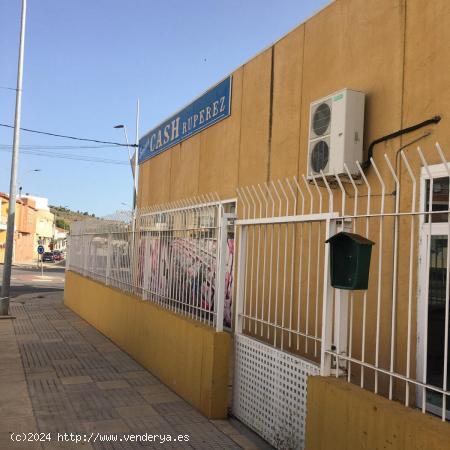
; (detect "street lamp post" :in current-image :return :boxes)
[114,99,140,211]
[134,99,140,210]
[113,124,137,208]
[1,0,28,313]
[18,168,41,197]
[114,101,140,289]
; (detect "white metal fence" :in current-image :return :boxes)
[232,181,335,447]
[68,140,450,431]
[234,141,450,424]
[68,197,234,331]
[234,181,335,362]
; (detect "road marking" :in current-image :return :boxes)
[30,277,63,282]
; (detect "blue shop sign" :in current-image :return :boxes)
[138,76,232,164]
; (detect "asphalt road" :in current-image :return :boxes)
[0,261,65,298]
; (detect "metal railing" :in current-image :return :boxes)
[68,196,234,331]
[235,181,335,364]
[235,141,450,421]
[67,140,450,421]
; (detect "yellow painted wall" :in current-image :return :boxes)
[269,26,303,181]
[64,271,230,419]
[305,376,450,450]
[198,68,243,199]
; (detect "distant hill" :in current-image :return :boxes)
[49,206,96,231]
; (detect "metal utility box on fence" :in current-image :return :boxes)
[325,231,375,290]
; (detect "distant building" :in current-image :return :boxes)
[53,227,67,252]
[21,195,50,212]
[15,196,38,262]
[0,193,38,263]
[21,195,56,254]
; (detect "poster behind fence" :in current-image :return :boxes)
[138,236,234,328]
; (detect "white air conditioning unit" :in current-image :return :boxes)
[307,88,365,180]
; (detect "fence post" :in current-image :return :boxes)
[234,225,248,335]
[83,235,88,277]
[334,289,348,373]
[66,236,70,271]
[333,220,351,373]
[142,236,151,301]
[320,217,335,376]
[130,210,139,297]
[106,233,111,286]
[215,209,231,332]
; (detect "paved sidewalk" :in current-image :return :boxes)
[0,261,66,270]
[0,259,66,270]
[0,292,270,449]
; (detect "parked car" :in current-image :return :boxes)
[53,250,63,261]
[42,252,55,262]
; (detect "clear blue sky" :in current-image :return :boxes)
[0,0,329,216]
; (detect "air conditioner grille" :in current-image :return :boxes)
[312,102,331,136]
[310,140,329,173]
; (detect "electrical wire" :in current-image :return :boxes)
[0,144,117,150]
[0,148,128,166]
[0,123,137,147]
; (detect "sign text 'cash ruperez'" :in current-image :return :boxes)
[138,76,232,164]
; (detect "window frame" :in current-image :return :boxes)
[417,163,450,419]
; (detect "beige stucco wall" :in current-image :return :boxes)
[35,210,55,239]
[34,209,55,253]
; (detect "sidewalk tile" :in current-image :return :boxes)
[228,434,260,450]
[82,419,130,433]
[96,380,130,390]
[2,292,267,450]
[135,384,171,396]
[0,415,38,433]
[44,442,93,450]
[61,376,93,385]
[211,419,241,435]
[142,392,181,404]
[0,432,42,450]
[115,405,158,419]
[0,381,31,401]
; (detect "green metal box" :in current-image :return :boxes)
[325,231,375,290]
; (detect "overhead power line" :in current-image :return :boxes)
[0,123,138,147]
[0,86,19,91]
[0,143,116,150]
[0,147,128,166]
